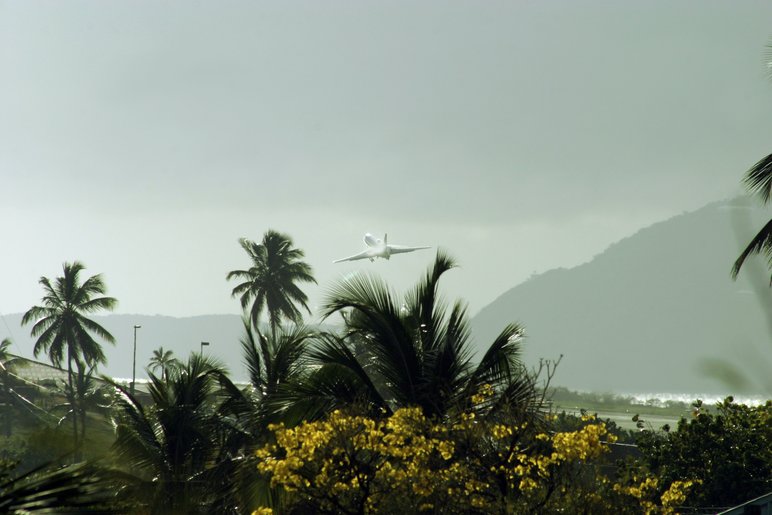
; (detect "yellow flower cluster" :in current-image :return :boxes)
[613,475,659,499]
[492,418,616,495]
[660,480,699,508]
[550,419,617,462]
[614,475,698,514]
[471,383,495,405]
[255,408,483,512]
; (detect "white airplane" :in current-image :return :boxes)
[334,233,431,263]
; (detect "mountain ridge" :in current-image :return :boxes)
[470,198,772,394]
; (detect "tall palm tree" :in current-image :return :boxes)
[22,261,117,453]
[226,230,316,339]
[148,346,179,382]
[282,252,542,423]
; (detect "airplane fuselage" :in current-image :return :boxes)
[333,233,430,263]
[364,233,390,261]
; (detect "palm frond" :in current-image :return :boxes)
[420,301,473,414]
[469,323,525,390]
[732,218,772,280]
[77,296,118,314]
[743,154,772,203]
[72,323,108,366]
[309,332,388,411]
[240,317,264,390]
[0,461,125,513]
[107,379,167,475]
[326,272,424,406]
[271,364,379,424]
[486,370,544,426]
[406,250,457,329]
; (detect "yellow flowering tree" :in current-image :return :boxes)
[253,396,700,514]
[255,407,486,514]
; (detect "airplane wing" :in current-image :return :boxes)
[388,245,431,255]
[333,249,372,263]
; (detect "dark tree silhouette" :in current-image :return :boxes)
[110,353,232,513]
[22,261,117,453]
[281,252,543,424]
[227,230,316,339]
[148,346,179,382]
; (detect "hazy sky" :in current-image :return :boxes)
[2,1,772,322]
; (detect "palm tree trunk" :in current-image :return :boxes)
[77,361,87,448]
[67,349,79,461]
[80,409,86,447]
[2,370,10,437]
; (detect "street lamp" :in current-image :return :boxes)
[200,341,210,354]
[131,325,141,395]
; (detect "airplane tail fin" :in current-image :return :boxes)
[384,233,388,246]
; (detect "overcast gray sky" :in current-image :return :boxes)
[2,0,772,320]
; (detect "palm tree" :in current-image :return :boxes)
[282,251,543,423]
[218,317,317,427]
[22,261,117,453]
[226,230,316,339]
[148,346,179,382]
[52,362,113,447]
[211,319,320,510]
[109,353,235,513]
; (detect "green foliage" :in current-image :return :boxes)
[0,434,27,481]
[109,353,235,513]
[20,427,75,469]
[634,397,772,508]
[283,252,541,425]
[551,410,636,444]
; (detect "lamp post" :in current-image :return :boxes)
[200,341,210,354]
[131,325,141,395]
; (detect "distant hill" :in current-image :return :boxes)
[471,199,772,395]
